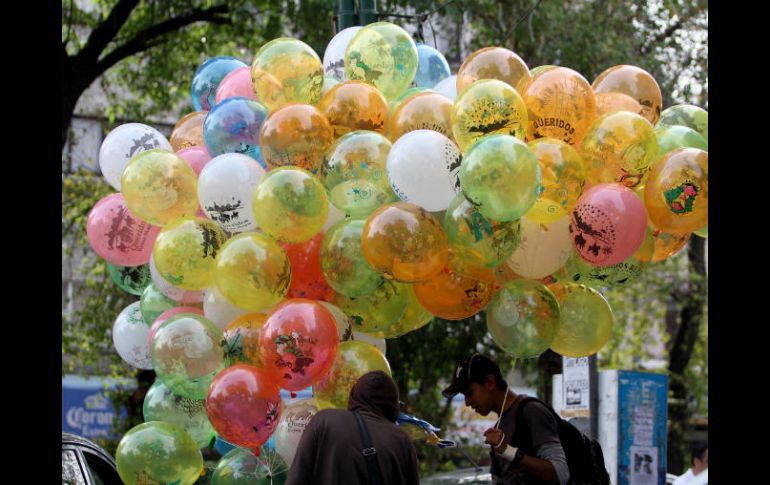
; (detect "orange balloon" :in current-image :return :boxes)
[644,148,708,233]
[387,92,454,142]
[224,313,268,367]
[592,65,663,124]
[414,252,495,320]
[519,67,596,147]
[594,92,643,118]
[457,47,530,94]
[170,111,207,151]
[259,104,334,172]
[317,81,388,139]
[281,233,335,301]
[362,202,449,283]
[650,227,690,262]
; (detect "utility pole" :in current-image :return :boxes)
[359,0,379,25]
[337,0,378,31]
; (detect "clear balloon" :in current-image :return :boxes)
[321,218,385,298]
[212,446,288,485]
[170,111,207,151]
[345,22,419,99]
[644,148,708,233]
[259,104,334,173]
[148,307,205,348]
[281,233,335,301]
[433,74,458,101]
[592,65,663,124]
[526,138,586,224]
[214,232,291,311]
[362,202,449,282]
[203,97,269,157]
[259,299,340,391]
[388,91,454,143]
[116,421,203,485]
[252,167,329,243]
[140,282,178,324]
[251,38,324,110]
[324,26,363,80]
[506,215,572,279]
[413,43,451,88]
[451,79,529,152]
[656,104,708,142]
[317,81,388,139]
[143,380,216,449]
[153,217,227,290]
[456,47,530,95]
[191,56,248,111]
[273,398,321,467]
[108,262,152,296]
[151,314,227,399]
[223,313,267,367]
[149,253,205,304]
[87,193,160,266]
[387,130,461,211]
[459,134,541,221]
[198,153,267,233]
[113,302,153,369]
[314,340,391,408]
[334,280,409,334]
[121,149,199,226]
[206,364,282,448]
[99,123,172,191]
[549,282,614,357]
[215,66,257,104]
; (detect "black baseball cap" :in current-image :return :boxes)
[442,354,503,399]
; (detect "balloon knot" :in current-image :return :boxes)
[290,391,297,398]
[254,446,261,457]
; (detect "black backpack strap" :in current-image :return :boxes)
[352,411,385,485]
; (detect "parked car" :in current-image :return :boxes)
[62,432,121,485]
[422,467,492,484]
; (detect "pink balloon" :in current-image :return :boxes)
[86,193,160,266]
[147,307,204,347]
[569,183,647,267]
[215,67,257,104]
[177,146,212,176]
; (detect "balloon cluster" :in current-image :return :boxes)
[84,21,707,484]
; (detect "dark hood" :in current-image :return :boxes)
[347,370,400,422]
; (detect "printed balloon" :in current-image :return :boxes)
[191,56,248,111]
[215,66,257,104]
[388,91,454,143]
[656,104,708,142]
[87,193,160,266]
[108,262,152,296]
[592,65,663,124]
[324,26,363,80]
[273,398,321,467]
[321,218,384,298]
[413,43,451,88]
[314,340,391,408]
[143,380,216,449]
[456,47,530,94]
[549,282,614,357]
[526,138,586,224]
[203,97,269,157]
[153,217,227,290]
[212,446,288,485]
[251,38,324,110]
[259,104,334,172]
[506,216,572,279]
[223,313,267,367]
[334,280,409,334]
[99,123,172,191]
[317,81,388,139]
[149,253,205,304]
[170,111,207,151]
[113,302,153,369]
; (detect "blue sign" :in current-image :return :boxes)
[62,375,136,440]
[617,371,668,485]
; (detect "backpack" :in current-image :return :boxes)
[514,396,611,485]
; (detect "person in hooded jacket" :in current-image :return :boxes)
[285,370,420,485]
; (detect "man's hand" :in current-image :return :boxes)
[483,428,506,452]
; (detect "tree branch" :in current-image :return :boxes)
[78,0,140,63]
[640,15,687,55]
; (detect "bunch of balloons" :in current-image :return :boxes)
[84,19,707,484]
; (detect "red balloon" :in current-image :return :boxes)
[259,299,339,391]
[205,364,282,448]
[281,233,335,301]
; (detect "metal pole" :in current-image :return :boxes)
[358,0,379,26]
[338,0,357,30]
[589,354,599,439]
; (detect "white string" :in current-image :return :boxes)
[493,386,509,430]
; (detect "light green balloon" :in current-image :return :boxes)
[213,447,288,485]
[459,134,542,221]
[321,218,385,297]
[143,380,216,449]
[550,283,614,358]
[656,104,708,142]
[140,282,177,324]
[108,263,152,296]
[653,125,708,162]
[334,279,409,334]
[378,284,433,338]
[116,421,203,485]
[487,279,560,358]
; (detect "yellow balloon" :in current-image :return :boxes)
[223,313,268,367]
[580,111,658,188]
[333,280,408,334]
[313,340,391,408]
[252,167,329,243]
[456,47,530,94]
[592,65,663,124]
[377,284,433,339]
[644,148,708,234]
[519,67,596,147]
[259,104,334,173]
[251,38,324,110]
[170,111,207,151]
[388,92,454,142]
[317,81,389,139]
[594,92,643,118]
[153,217,227,290]
[214,232,291,311]
[344,22,419,100]
[121,149,199,226]
[526,139,586,224]
[451,79,528,153]
[550,282,614,357]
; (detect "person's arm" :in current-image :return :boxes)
[285,414,321,485]
[405,436,421,485]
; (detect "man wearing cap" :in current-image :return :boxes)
[443,353,569,485]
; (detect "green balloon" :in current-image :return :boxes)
[388,86,432,118]
[378,284,433,339]
[108,263,152,296]
[656,104,708,142]
[550,283,614,358]
[443,193,522,268]
[459,134,541,221]
[212,447,288,485]
[653,125,708,162]
[334,279,408,334]
[140,282,177,324]
[487,279,560,358]
[116,421,203,485]
[143,380,216,449]
[321,218,385,297]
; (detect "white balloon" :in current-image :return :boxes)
[149,253,205,304]
[198,153,266,233]
[274,398,321,467]
[387,130,461,211]
[113,301,153,369]
[506,216,572,279]
[321,301,353,339]
[203,285,250,330]
[323,26,363,80]
[98,123,172,191]
[433,74,458,101]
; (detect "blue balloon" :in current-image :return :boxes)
[203,97,270,156]
[191,56,248,111]
[245,146,268,170]
[413,44,451,89]
[214,436,236,456]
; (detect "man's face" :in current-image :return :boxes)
[462,380,495,416]
[694,449,708,474]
